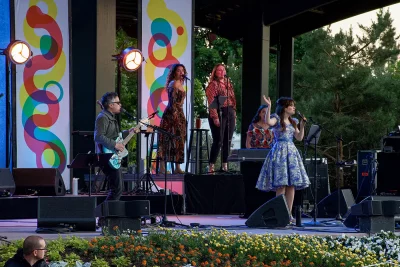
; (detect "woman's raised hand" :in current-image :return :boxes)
[263,95,271,107]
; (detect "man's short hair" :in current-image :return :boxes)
[101,92,118,109]
[23,236,44,255]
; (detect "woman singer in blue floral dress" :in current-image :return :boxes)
[256,96,310,222]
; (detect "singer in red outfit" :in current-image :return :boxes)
[206,64,237,172]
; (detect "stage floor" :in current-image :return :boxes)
[0,215,377,242]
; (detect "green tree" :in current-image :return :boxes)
[116,28,139,167]
[293,9,400,190]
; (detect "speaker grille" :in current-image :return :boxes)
[37,197,96,231]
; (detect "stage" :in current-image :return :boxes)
[0,215,372,242]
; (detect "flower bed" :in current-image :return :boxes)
[0,228,399,267]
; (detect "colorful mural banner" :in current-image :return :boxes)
[140,0,193,171]
[15,0,70,189]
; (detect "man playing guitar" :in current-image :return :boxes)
[94,92,140,201]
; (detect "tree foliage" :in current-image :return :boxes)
[293,9,400,189]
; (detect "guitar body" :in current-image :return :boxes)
[101,118,147,169]
[103,134,129,169]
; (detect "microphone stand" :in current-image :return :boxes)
[141,121,180,227]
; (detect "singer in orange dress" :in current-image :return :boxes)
[157,64,188,174]
[256,96,310,223]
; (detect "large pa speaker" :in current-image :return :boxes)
[303,159,330,204]
[245,194,290,228]
[314,189,355,218]
[37,197,97,231]
[13,168,66,196]
[357,150,378,199]
[377,152,400,195]
[0,168,15,196]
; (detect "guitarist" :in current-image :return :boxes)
[94,92,138,201]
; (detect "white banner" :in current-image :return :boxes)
[140,0,193,173]
[15,0,71,189]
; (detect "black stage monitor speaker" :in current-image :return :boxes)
[95,200,150,234]
[344,196,400,228]
[0,168,15,196]
[245,194,290,228]
[37,197,97,231]
[315,189,355,218]
[13,168,66,196]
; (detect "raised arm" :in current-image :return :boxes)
[263,95,277,127]
[294,118,306,141]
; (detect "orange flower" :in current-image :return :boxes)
[182,258,187,263]
[270,261,277,266]
[340,264,345,267]
[179,244,185,250]
[176,257,181,261]
[309,263,314,266]
[141,259,147,266]
[154,259,159,263]
[113,225,119,231]
[109,246,115,252]
[137,229,142,234]
[216,258,221,264]
[191,261,196,266]
[91,238,98,243]
[246,260,251,266]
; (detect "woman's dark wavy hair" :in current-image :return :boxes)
[275,97,297,132]
[165,64,187,89]
[252,105,269,123]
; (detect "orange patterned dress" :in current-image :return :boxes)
[157,82,187,163]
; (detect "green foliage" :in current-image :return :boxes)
[90,257,110,267]
[293,9,400,189]
[111,255,132,267]
[116,28,139,167]
[1,230,400,266]
[64,253,82,267]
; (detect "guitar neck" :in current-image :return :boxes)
[122,125,140,146]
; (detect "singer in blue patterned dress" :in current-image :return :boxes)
[256,96,310,221]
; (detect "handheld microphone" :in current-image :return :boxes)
[182,75,191,81]
[296,111,307,122]
[121,108,136,120]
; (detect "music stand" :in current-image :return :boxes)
[302,124,326,226]
[209,95,230,173]
[68,153,113,197]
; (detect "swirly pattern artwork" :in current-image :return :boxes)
[15,0,70,185]
[141,0,192,163]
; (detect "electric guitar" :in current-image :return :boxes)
[102,118,148,169]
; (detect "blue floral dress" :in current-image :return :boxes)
[256,114,310,191]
